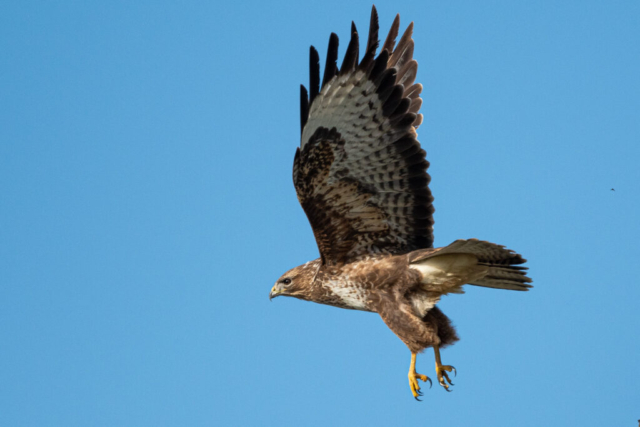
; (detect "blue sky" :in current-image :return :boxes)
[1,1,639,425]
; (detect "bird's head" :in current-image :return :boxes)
[270,260,321,301]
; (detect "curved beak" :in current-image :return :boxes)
[269,285,280,301]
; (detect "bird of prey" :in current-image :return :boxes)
[270,6,532,400]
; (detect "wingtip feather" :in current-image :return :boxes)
[322,33,340,90]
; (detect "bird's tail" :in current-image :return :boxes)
[450,239,532,291]
[470,264,531,291]
[411,239,532,291]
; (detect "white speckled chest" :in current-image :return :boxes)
[324,279,369,311]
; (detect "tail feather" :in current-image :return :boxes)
[466,240,532,291]
[470,265,532,291]
[410,238,532,291]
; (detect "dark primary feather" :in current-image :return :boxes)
[381,14,400,54]
[300,85,309,134]
[340,22,359,75]
[294,6,432,265]
[360,6,379,71]
[369,50,390,84]
[309,46,320,104]
[322,33,339,90]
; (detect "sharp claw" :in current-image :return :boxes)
[426,377,432,388]
[414,396,422,401]
[451,366,457,377]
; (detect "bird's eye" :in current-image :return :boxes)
[282,278,292,285]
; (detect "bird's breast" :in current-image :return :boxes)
[322,280,370,311]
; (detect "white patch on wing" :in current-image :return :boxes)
[326,280,368,310]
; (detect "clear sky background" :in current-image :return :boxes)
[1,1,639,426]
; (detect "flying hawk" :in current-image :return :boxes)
[270,6,532,400]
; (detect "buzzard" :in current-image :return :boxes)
[270,6,532,400]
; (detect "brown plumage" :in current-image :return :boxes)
[270,6,532,400]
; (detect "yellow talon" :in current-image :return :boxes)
[434,344,456,391]
[408,352,432,400]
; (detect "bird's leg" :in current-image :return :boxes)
[433,344,456,391]
[408,352,432,400]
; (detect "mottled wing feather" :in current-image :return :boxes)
[294,6,433,266]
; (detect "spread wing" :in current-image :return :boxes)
[293,6,434,266]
